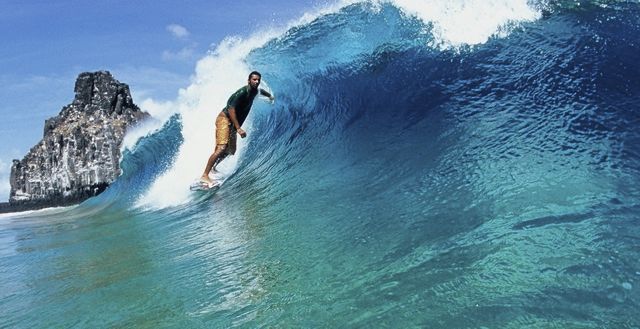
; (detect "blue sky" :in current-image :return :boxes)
[0,0,327,200]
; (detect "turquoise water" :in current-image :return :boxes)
[2,1,640,327]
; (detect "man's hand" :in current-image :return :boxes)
[237,128,247,138]
[269,96,275,104]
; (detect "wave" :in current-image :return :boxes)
[120,0,637,208]
[121,0,550,208]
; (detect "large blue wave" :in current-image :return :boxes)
[236,1,640,217]
[52,1,640,326]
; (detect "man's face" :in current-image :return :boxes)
[248,74,261,90]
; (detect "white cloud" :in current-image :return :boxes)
[111,65,190,101]
[162,44,198,62]
[166,24,190,39]
[163,24,198,62]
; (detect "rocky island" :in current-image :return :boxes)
[1,71,149,213]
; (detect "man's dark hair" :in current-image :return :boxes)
[248,71,261,79]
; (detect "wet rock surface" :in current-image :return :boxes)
[6,71,149,212]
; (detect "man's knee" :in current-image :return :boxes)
[215,144,227,153]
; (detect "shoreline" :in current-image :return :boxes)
[0,199,83,215]
[0,204,77,219]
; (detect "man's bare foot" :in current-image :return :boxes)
[200,175,213,185]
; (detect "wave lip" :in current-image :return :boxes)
[388,0,541,47]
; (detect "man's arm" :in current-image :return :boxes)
[228,107,247,138]
[260,88,275,102]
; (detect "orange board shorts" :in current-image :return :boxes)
[215,112,237,155]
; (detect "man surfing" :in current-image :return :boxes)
[199,71,274,187]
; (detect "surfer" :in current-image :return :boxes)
[200,71,274,185]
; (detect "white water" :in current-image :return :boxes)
[389,0,541,47]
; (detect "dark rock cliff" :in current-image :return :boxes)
[7,71,149,210]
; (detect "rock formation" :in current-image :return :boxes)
[8,71,149,210]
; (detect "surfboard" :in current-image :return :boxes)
[189,179,221,192]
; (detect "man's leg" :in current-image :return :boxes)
[213,147,228,170]
[201,113,231,184]
[201,144,227,183]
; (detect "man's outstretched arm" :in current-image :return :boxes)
[260,88,275,101]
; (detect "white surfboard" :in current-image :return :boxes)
[189,179,222,192]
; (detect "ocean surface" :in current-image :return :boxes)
[2,0,639,327]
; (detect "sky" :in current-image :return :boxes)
[0,0,329,201]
